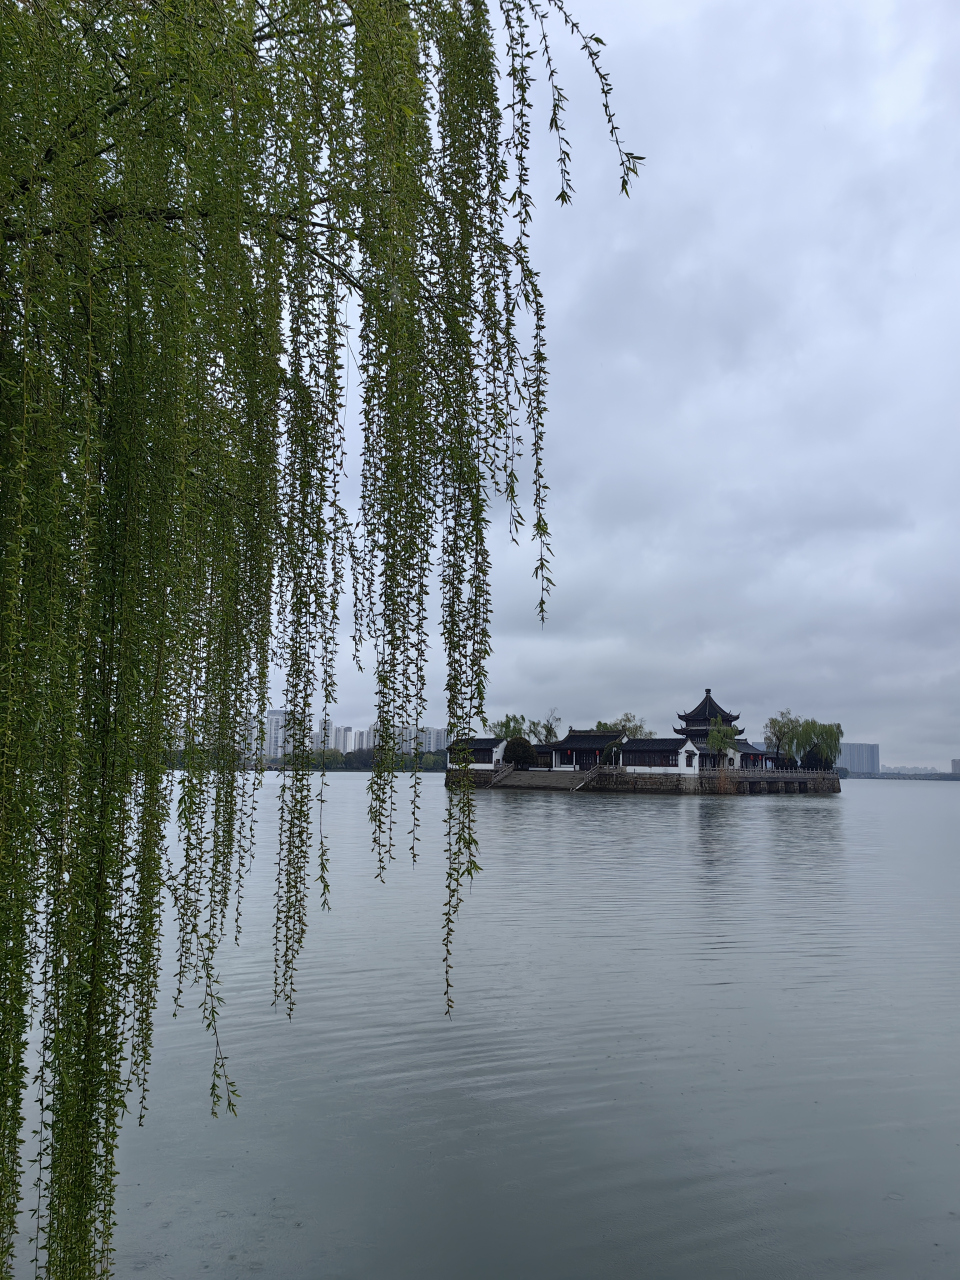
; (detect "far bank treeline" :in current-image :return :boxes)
[165,746,450,772]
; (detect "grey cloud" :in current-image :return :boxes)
[473,0,960,764]
[329,0,960,767]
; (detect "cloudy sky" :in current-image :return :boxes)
[330,0,960,767]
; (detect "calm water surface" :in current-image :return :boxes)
[106,777,959,1278]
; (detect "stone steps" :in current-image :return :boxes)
[495,770,584,790]
[444,768,585,791]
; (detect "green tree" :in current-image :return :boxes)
[527,708,562,743]
[764,709,802,764]
[594,712,655,738]
[487,713,528,740]
[706,715,739,767]
[489,709,566,743]
[417,752,449,773]
[309,749,345,771]
[343,748,377,771]
[0,2,639,1274]
[503,736,539,769]
[763,711,841,769]
[797,720,843,770]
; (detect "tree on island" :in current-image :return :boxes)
[706,715,739,767]
[488,709,562,744]
[763,712,842,770]
[503,737,539,770]
[0,3,640,1274]
[796,721,843,770]
[486,713,530,741]
[594,712,656,739]
[528,708,563,744]
[764,710,802,766]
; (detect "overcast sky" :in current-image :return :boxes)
[328,0,960,767]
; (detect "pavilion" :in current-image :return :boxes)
[671,689,766,770]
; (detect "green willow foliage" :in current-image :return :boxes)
[0,0,638,1274]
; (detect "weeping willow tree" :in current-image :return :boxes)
[0,0,638,1273]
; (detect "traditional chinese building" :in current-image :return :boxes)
[449,691,768,777]
[619,737,700,772]
[552,692,768,774]
[673,689,766,770]
[446,736,506,769]
[548,729,625,771]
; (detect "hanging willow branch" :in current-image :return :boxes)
[0,0,641,1275]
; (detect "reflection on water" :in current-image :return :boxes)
[88,779,960,1278]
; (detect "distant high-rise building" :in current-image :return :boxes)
[396,725,449,754]
[311,721,360,753]
[265,708,287,759]
[951,759,960,775]
[353,725,378,751]
[837,742,880,774]
[307,721,445,755]
[421,726,449,752]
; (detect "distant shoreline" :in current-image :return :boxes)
[845,772,960,781]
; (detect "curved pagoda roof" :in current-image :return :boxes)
[674,689,748,739]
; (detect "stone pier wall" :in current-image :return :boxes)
[445,767,841,795]
[589,768,840,796]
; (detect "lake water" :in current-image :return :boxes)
[106,775,959,1278]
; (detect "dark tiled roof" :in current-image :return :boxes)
[676,688,740,726]
[622,738,691,751]
[448,737,504,750]
[551,730,624,752]
[672,728,749,741]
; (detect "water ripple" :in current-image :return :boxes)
[96,776,960,1280]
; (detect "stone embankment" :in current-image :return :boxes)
[446,766,841,795]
